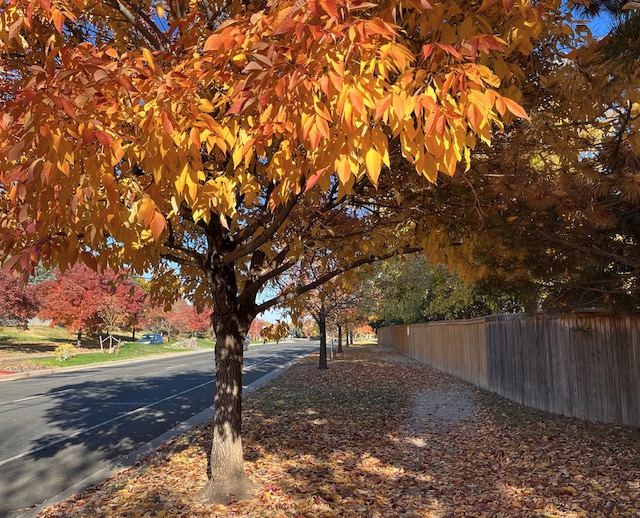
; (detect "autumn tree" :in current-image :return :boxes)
[412,3,640,313]
[289,269,364,368]
[248,317,268,339]
[0,0,565,503]
[38,264,148,345]
[0,271,39,329]
[97,295,127,352]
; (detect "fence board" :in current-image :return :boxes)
[378,313,640,428]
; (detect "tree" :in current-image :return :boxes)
[361,254,523,326]
[416,3,640,313]
[0,271,39,329]
[38,264,147,345]
[0,0,562,503]
[97,295,127,352]
[120,280,148,340]
[248,317,268,340]
[291,271,362,368]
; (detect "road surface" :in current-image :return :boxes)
[0,340,316,517]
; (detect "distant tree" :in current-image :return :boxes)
[28,264,56,285]
[38,264,146,346]
[248,317,268,340]
[0,272,39,329]
[362,255,524,326]
[97,295,127,353]
[120,280,148,340]
[145,300,211,340]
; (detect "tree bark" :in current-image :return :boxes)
[337,324,343,353]
[76,330,82,348]
[318,313,328,369]
[200,265,257,504]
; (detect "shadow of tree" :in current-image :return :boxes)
[33,346,640,517]
[2,366,214,518]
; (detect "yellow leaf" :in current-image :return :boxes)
[365,147,381,186]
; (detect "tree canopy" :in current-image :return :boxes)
[0,0,579,504]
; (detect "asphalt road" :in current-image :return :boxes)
[0,340,316,517]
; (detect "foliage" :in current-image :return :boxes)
[376,4,640,314]
[363,254,523,326]
[248,317,269,340]
[144,299,211,339]
[0,0,576,501]
[37,264,148,343]
[259,320,289,343]
[37,346,640,518]
[0,271,39,329]
[54,343,77,361]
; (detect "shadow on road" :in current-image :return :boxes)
[3,366,214,517]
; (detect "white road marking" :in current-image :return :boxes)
[0,379,213,467]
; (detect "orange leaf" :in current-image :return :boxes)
[320,0,339,18]
[161,111,174,134]
[150,213,167,241]
[467,104,482,133]
[51,8,64,34]
[503,98,528,119]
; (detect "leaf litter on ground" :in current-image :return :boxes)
[40,344,640,517]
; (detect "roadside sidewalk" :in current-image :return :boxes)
[37,344,640,518]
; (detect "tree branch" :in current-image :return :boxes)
[223,195,298,265]
[255,247,421,314]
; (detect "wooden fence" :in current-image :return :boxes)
[378,313,640,428]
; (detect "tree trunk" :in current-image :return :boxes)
[345,325,350,347]
[337,324,343,353]
[77,330,82,348]
[318,313,328,370]
[132,328,136,340]
[200,265,257,504]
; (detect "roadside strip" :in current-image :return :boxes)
[16,348,311,518]
[0,348,213,382]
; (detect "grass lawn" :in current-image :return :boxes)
[30,341,202,368]
[0,325,75,351]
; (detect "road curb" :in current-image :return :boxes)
[16,349,311,518]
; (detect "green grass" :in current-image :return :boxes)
[0,325,73,345]
[31,340,209,368]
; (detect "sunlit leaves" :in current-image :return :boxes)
[0,0,549,283]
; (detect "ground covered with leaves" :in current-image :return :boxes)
[40,345,639,517]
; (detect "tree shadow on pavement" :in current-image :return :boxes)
[2,365,214,518]
[30,346,640,517]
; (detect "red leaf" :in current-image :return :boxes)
[305,168,327,192]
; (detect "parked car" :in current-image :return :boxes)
[137,333,164,344]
